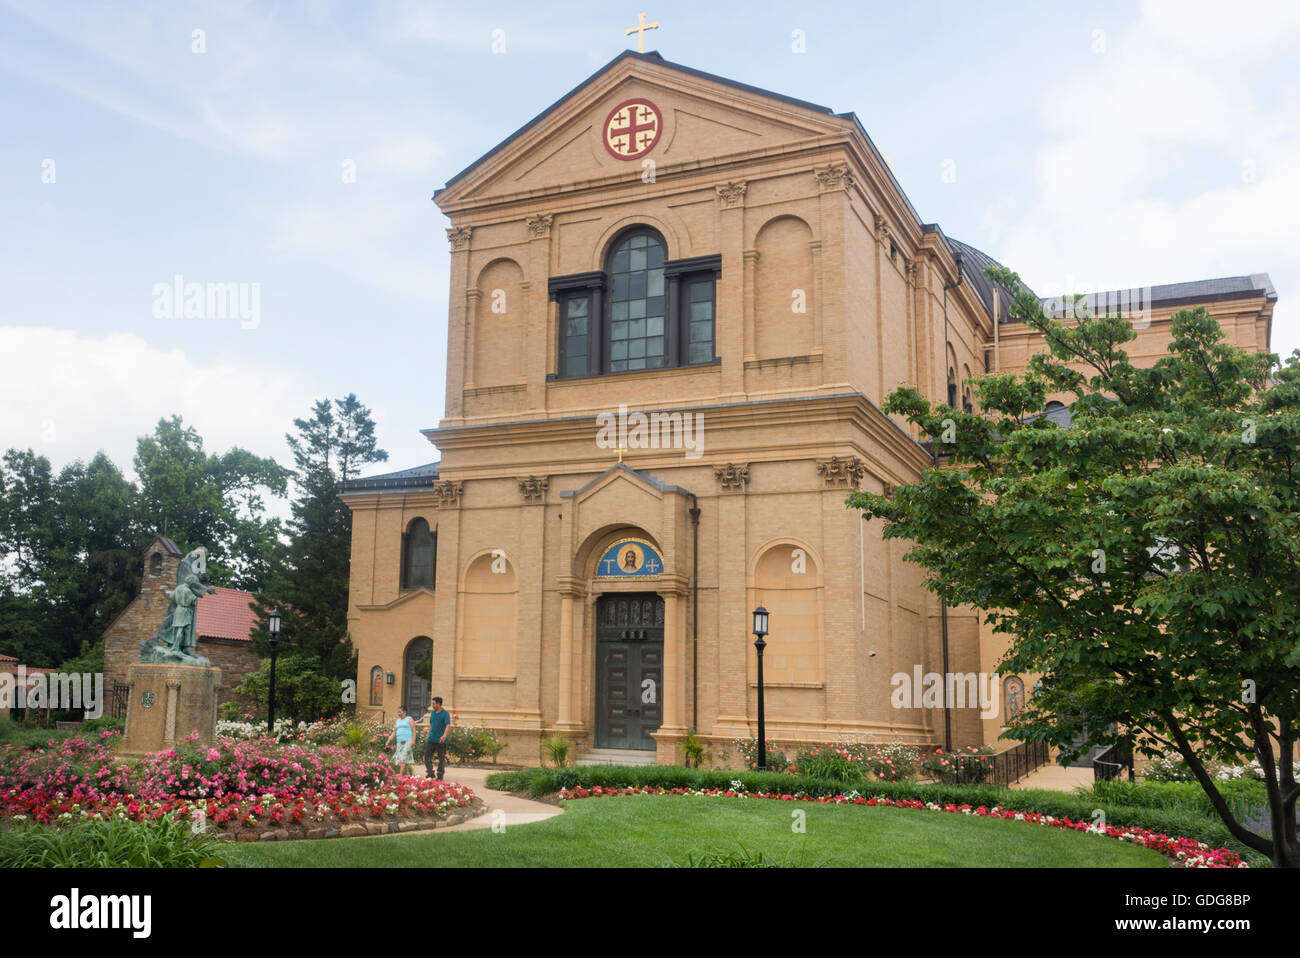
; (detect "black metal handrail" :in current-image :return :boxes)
[1092,743,1135,782]
[952,739,1052,786]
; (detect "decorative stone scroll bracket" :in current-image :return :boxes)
[447,226,473,251]
[713,462,750,491]
[814,164,854,192]
[715,181,747,209]
[518,475,549,500]
[432,480,464,507]
[817,455,866,489]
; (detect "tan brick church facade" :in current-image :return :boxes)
[342,51,1276,766]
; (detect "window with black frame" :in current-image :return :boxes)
[608,230,667,371]
[549,227,718,378]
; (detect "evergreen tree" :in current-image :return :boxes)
[254,395,387,687]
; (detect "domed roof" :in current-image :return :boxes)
[945,238,1035,324]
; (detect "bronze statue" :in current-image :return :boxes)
[139,547,213,665]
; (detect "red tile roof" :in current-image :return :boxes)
[196,587,258,642]
[0,654,17,662]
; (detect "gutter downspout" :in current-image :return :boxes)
[688,494,700,732]
[939,254,963,754]
[943,253,964,406]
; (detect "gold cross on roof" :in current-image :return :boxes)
[617,445,628,463]
[625,11,659,53]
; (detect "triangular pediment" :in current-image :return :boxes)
[356,587,436,613]
[563,462,692,506]
[435,51,851,209]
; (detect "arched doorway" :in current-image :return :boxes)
[403,637,433,717]
[594,593,664,750]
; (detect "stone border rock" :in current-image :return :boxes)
[218,796,488,843]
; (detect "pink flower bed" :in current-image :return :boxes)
[0,731,474,831]
[556,784,1248,869]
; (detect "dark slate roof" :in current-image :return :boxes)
[341,462,440,493]
[437,51,838,196]
[946,238,1032,323]
[150,536,183,557]
[1040,274,1276,319]
[1021,402,1075,428]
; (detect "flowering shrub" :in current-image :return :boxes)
[797,742,922,782]
[921,745,995,784]
[215,717,391,752]
[1144,751,1300,783]
[863,743,920,782]
[445,725,506,765]
[731,738,791,773]
[792,744,862,784]
[555,784,1247,868]
[0,730,474,832]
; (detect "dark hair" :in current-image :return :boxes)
[433,696,443,705]
[396,706,406,714]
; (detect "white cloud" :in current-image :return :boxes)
[1002,0,1300,354]
[0,326,315,481]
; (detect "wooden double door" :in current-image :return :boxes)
[595,593,664,750]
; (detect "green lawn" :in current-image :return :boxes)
[223,795,1169,867]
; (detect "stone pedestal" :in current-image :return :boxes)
[120,663,222,754]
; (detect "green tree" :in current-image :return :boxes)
[133,416,287,589]
[254,395,387,687]
[227,651,344,725]
[0,450,139,664]
[848,269,1300,868]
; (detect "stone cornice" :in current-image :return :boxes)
[427,392,933,479]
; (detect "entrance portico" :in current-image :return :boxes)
[553,464,695,763]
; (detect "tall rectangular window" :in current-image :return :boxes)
[685,276,715,364]
[562,294,590,377]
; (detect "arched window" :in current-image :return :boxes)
[1045,400,1066,413]
[550,226,718,377]
[607,229,667,371]
[369,666,384,706]
[947,367,957,409]
[401,518,436,591]
[404,637,433,715]
[149,553,163,577]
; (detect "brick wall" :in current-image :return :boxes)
[103,545,261,708]
[103,548,181,695]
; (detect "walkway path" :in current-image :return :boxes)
[1009,764,1094,793]
[421,765,563,832]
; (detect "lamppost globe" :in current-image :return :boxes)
[752,605,768,639]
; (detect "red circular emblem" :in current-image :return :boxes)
[602,98,662,160]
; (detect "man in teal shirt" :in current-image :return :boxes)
[424,697,451,780]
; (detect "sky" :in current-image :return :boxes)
[1,0,1297,487]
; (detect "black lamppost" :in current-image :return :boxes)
[752,605,769,771]
[267,610,281,735]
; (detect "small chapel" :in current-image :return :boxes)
[341,49,1276,767]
